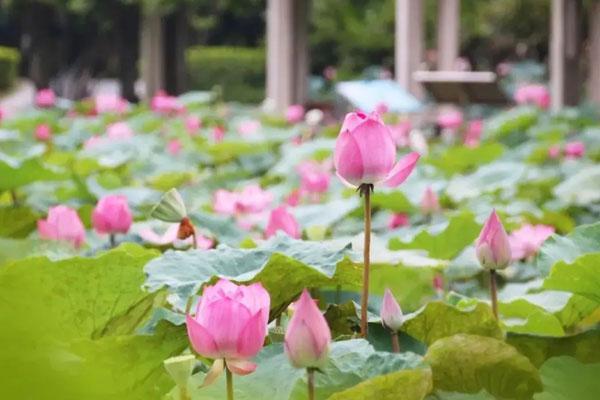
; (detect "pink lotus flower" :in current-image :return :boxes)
[514,84,550,109]
[285,189,301,207]
[476,210,512,270]
[139,224,213,249]
[548,145,562,159]
[433,274,444,295]
[334,111,420,188]
[565,141,585,159]
[213,189,240,215]
[35,88,56,108]
[213,126,225,143]
[297,161,330,196]
[464,119,483,148]
[380,288,403,331]
[437,110,463,130]
[91,195,132,235]
[238,119,261,136]
[151,90,184,114]
[236,185,274,213]
[37,205,85,248]
[186,279,270,375]
[284,289,331,369]
[509,224,554,261]
[185,115,202,136]
[286,104,305,124]
[95,93,127,114]
[35,124,52,142]
[167,139,183,155]
[388,213,409,229]
[107,122,134,140]
[389,120,412,147]
[83,135,105,150]
[420,186,440,215]
[265,206,301,239]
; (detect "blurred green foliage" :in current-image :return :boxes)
[0,46,20,90]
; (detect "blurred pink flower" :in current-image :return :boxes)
[374,102,389,115]
[213,189,239,215]
[437,110,463,130]
[297,161,330,196]
[237,184,274,213]
[564,141,585,159]
[139,224,213,249]
[35,88,56,108]
[84,135,105,150]
[496,62,512,77]
[284,289,331,369]
[548,145,562,159]
[265,206,301,239]
[420,186,440,216]
[38,205,85,248]
[323,66,337,81]
[389,120,412,147]
[151,90,184,114]
[285,189,301,207]
[107,122,134,140]
[238,119,261,136]
[92,195,132,235]
[185,115,202,136]
[380,288,403,331]
[514,84,550,109]
[388,213,409,229]
[95,93,127,114]
[464,119,483,148]
[35,124,52,142]
[167,139,183,155]
[286,104,305,124]
[509,224,554,261]
[213,126,225,143]
[186,279,270,376]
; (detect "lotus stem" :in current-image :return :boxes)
[391,331,400,353]
[226,367,234,400]
[109,234,116,248]
[359,183,373,338]
[490,269,498,319]
[307,368,315,400]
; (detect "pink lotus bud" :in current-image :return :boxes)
[380,288,403,331]
[236,185,273,213]
[213,189,239,215]
[374,102,389,115]
[297,161,330,195]
[238,119,261,136]
[35,88,56,108]
[389,120,412,147]
[420,186,440,215]
[95,93,127,114]
[514,84,550,109]
[185,115,202,136]
[91,195,133,235]
[286,104,305,124]
[476,210,512,270]
[285,189,301,207]
[548,145,562,159]
[35,124,52,142]
[388,213,409,229]
[433,274,444,294]
[334,111,420,188]
[284,289,331,369]
[565,141,585,159]
[464,120,483,148]
[37,205,85,248]
[437,110,463,130]
[167,139,183,156]
[186,279,270,374]
[151,90,184,114]
[509,224,554,261]
[107,122,134,140]
[265,206,301,239]
[213,126,225,143]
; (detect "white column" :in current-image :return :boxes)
[140,12,164,99]
[395,0,424,97]
[590,2,600,105]
[266,0,309,113]
[437,0,460,70]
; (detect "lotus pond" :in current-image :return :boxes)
[0,91,599,400]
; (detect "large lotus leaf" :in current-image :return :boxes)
[370,189,415,212]
[553,165,600,206]
[369,264,438,312]
[499,298,565,337]
[537,222,600,276]
[189,211,246,246]
[327,368,433,400]
[0,206,39,238]
[427,143,505,176]
[389,212,481,259]
[144,233,360,314]
[543,253,600,304]
[425,334,543,400]
[426,391,495,399]
[446,162,527,202]
[0,154,68,190]
[506,329,600,367]
[533,356,600,400]
[403,301,502,345]
[204,140,274,163]
[291,197,360,229]
[485,106,539,138]
[169,339,426,400]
